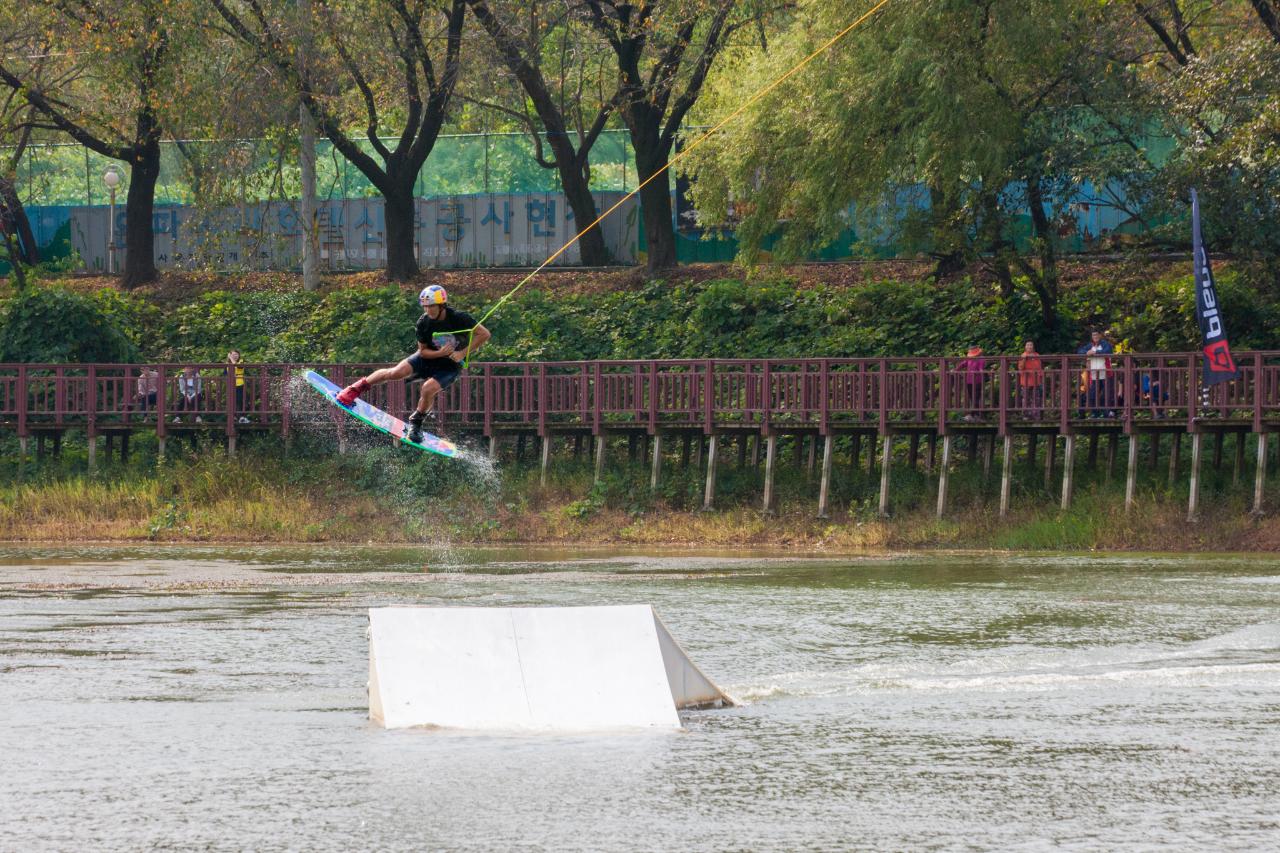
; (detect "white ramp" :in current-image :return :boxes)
[368,605,733,731]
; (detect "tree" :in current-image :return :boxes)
[210,0,468,281]
[464,0,618,265]
[0,0,199,287]
[165,20,301,275]
[688,0,1147,331]
[1125,1,1280,266]
[574,0,761,272]
[0,25,47,289]
[0,93,40,290]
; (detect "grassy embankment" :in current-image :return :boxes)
[1,430,1277,550]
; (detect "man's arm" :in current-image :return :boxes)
[452,324,491,363]
[417,340,456,358]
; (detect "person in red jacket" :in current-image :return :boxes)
[962,345,986,421]
[1017,340,1045,419]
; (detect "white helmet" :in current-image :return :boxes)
[419,284,447,307]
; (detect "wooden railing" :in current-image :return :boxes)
[3,352,1280,438]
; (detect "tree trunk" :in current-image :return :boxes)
[122,148,160,288]
[299,103,320,290]
[298,0,320,291]
[977,192,1015,299]
[559,163,609,265]
[1251,0,1280,45]
[928,184,966,278]
[0,178,39,265]
[931,251,966,279]
[3,231,27,290]
[1025,176,1059,330]
[630,128,676,272]
[384,187,418,281]
[988,253,1015,298]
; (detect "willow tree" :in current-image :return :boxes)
[211,0,468,281]
[688,0,1147,331]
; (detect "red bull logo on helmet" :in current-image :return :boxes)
[419,285,448,307]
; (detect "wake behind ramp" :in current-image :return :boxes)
[368,605,735,731]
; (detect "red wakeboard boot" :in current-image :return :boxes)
[335,377,370,406]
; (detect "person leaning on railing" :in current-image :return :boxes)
[1017,340,1045,419]
[227,350,249,424]
[1077,330,1114,418]
[962,345,986,422]
[175,366,204,423]
[134,367,159,417]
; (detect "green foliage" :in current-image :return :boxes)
[687,0,1143,297]
[564,487,607,519]
[298,287,427,363]
[0,286,139,363]
[1062,269,1280,353]
[992,508,1098,551]
[91,289,163,356]
[161,290,322,362]
[21,263,1270,367]
[157,286,429,363]
[1136,11,1280,261]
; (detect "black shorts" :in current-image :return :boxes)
[407,353,462,389]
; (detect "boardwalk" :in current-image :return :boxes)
[3,352,1278,519]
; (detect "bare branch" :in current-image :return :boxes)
[1134,1,1191,66]
[315,0,392,161]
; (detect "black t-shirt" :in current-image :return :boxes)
[416,306,477,352]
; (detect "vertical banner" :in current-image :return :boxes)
[1191,189,1237,386]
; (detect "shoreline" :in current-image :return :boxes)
[0,539,1277,559]
[1,501,1278,553]
[4,438,1279,554]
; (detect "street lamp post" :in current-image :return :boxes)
[102,165,121,275]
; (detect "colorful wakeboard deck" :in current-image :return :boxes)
[303,370,458,458]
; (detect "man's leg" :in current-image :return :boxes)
[337,358,413,405]
[407,378,444,442]
[416,378,443,414]
[367,360,415,386]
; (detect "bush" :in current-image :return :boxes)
[161,289,322,362]
[296,286,419,362]
[11,263,1273,366]
[0,286,139,363]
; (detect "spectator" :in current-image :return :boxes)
[1076,330,1113,417]
[134,367,159,416]
[1141,372,1168,418]
[962,345,985,422]
[1017,340,1045,419]
[227,350,249,424]
[175,366,204,423]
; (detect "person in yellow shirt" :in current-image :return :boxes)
[227,350,249,424]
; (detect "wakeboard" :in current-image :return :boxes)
[304,369,458,458]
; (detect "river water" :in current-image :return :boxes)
[1,546,1278,851]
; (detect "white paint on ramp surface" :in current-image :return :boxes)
[368,605,733,731]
